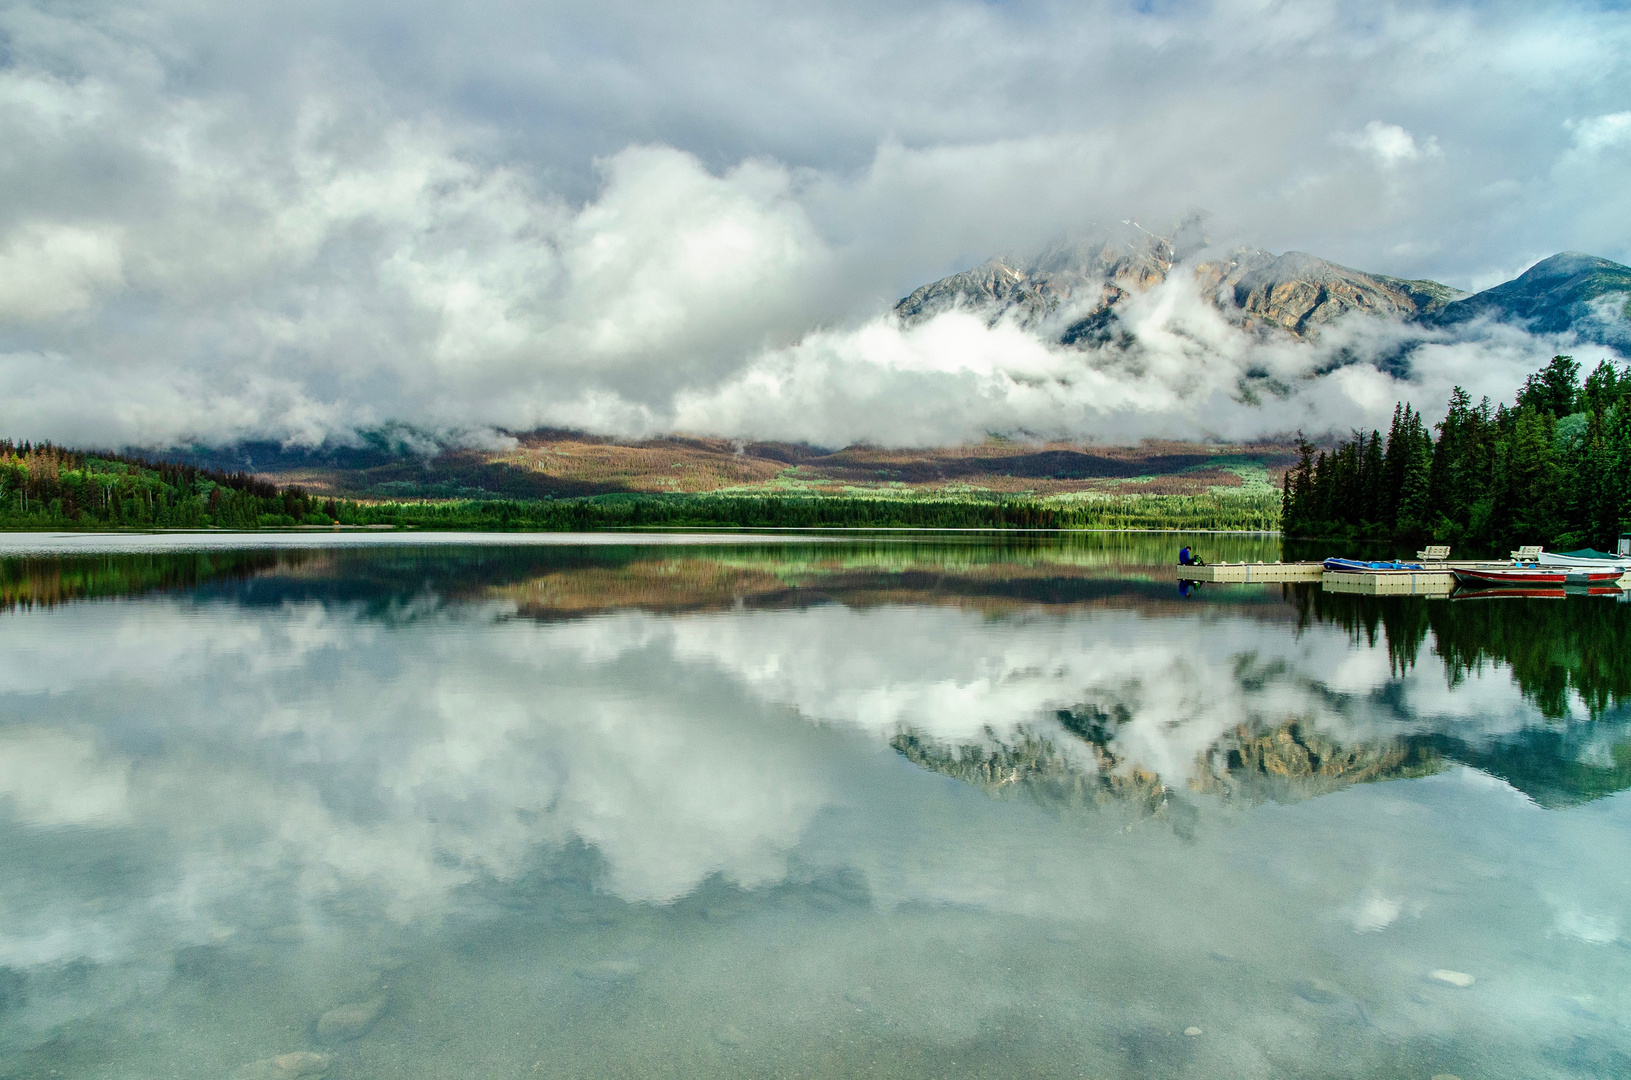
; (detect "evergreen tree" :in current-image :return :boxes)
[1394,409,1434,538]
[1283,434,1316,535]
[1496,406,1562,546]
[1517,355,1581,418]
[1581,360,1624,413]
[1277,360,1625,547]
[1360,429,1385,526]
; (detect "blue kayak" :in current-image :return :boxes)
[1322,558,1426,572]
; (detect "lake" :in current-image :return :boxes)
[2,531,1629,1080]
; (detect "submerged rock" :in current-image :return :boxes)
[1430,970,1475,988]
[711,1023,746,1047]
[1292,978,1341,1005]
[574,959,641,986]
[316,996,386,1041]
[1184,1026,1203,1037]
[228,1051,332,1080]
[843,986,876,1009]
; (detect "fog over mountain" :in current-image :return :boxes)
[0,1,1628,449]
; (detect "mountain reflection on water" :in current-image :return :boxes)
[1,534,1629,1080]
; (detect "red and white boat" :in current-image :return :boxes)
[1453,566,1625,588]
[1452,585,1624,600]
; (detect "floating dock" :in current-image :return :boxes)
[1321,568,1456,596]
[1169,562,1324,582]
[1171,560,1597,596]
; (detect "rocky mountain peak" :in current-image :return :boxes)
[1197,249,1465,336]
[895,222,1629,354]
[896,222,1465,344]
[1428,252,1631,350]
[894,219,1190,330]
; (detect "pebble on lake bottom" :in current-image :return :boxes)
[1184,1027,1203,1037]
[1429,970,1475,988]
[1292,978,1340,1005]
[573,959,642,985]
[316,997,386,1041]
[227,1051,332,1080]
[712,1023,746,1047]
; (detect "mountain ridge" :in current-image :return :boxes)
[896,227,1629,352]
[1425,252,1631,350]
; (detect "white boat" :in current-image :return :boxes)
[1534,550,1631,571]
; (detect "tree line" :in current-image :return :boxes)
[0,441,337,529]
[300,490,1279,533]
[1280,355,1631,550]
[1,437,1281,532]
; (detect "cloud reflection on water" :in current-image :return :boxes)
[0,587,1617,926]
[0,545,1628,1078]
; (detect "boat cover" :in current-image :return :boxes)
[1322,558,1426,572]
[1537,549,1631,569]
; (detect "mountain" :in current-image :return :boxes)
[1196,249,1463,337]
[1425,251,1631,350]
[896,228,1630,352]
[893,222,1189,334]
[895,222,1465,342]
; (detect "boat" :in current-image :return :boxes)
[1452,587,1567,600]
[1322,558,1425,572]
[1453,585,1624,600]
[1453,566,1625,588]
[1535,548,1631,571]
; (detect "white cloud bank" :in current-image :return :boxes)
[0,0,1626,448]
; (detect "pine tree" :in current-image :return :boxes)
[1517,355,1581,418]
[1360,429,1385,528]
[1282,433,1316,535]
[1497,406,1562,547]
[1394,409,1434,538]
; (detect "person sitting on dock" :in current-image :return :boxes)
[1179,546,1205,567]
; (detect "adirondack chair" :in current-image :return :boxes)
[1416,545,1451,562]
[1509,545,1543,562]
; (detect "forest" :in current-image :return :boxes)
[0,442,337,529]
[1280,355,1631,550]
[0,438,1279,532]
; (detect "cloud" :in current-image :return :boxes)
[1336,121,1441,168]
[0,0,1627,447]
[1566,112,1631,155]
[0,224,123,321]
[665,273,1573,446]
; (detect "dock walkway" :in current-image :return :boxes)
[1170,562,1323,583]
[1171,560,1537,596]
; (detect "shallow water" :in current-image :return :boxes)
[2,532,1629,1080]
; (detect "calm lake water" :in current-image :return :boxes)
[2,532,1629,1080]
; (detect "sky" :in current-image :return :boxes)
[0,0,1628,449]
